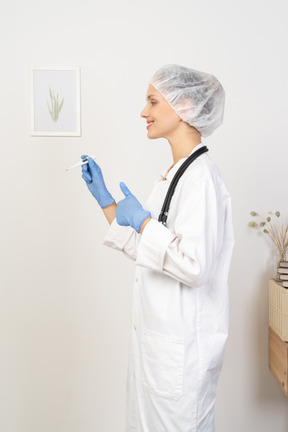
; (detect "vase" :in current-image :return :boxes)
[279,248,287,263]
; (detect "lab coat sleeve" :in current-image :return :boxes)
[136,179,224,287]
[102,217,140,261]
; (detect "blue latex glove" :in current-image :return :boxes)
[81,155,115,208]
[116,182,151,233]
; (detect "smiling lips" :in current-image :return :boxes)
[147,121,153,129]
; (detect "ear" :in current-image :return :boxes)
[176,98,193,119]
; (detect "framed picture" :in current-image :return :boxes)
[30,66,81,136]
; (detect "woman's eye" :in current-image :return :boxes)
[150,101,156,105]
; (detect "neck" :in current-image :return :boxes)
[167,125,202,166]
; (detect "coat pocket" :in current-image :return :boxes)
[141,329,185,400]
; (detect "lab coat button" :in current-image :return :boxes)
[134,325,136,330]
[136,278,139,283]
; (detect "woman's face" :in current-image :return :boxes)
[140,84,182,139]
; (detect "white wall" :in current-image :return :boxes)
[1,0,288,430]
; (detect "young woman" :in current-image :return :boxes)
[81,64,234,432]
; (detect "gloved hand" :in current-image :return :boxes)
[81,155,115,208]
[116,182,151,233]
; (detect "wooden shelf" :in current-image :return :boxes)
[269,278,288,341]
[269,327,288,396]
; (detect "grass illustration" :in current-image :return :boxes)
[47,88,64,122]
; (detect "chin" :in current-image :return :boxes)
[147,130,161,140]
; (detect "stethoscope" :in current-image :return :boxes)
[158,146,209,226]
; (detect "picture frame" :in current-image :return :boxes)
[30,66,81,136]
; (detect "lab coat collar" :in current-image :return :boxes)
[160,142,205,182]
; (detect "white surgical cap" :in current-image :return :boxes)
[149,64,225,137]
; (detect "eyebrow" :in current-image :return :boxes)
[146,94,158,100]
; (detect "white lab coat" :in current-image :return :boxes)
[103,143,234,432]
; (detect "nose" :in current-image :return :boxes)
[140,103,149,118]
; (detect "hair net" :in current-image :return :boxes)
[149,64,225,137]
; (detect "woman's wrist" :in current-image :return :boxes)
[140,216,151,234]
[102,201,117,225]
